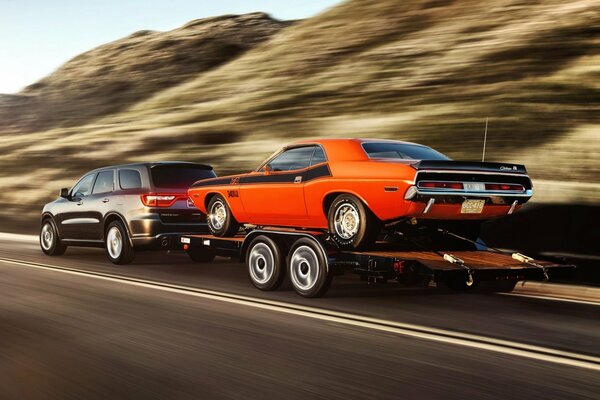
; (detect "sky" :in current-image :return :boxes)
[0,0,340,94]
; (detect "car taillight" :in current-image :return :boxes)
[484,184,524,191]
[141,194,180,207]
[419,182,464,190]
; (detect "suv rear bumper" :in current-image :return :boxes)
[129,216,209,249]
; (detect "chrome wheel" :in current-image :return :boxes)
[248,243,275,285]
[106,226,123,259]
[333,202,360,240]
[209,199,227,230]
[290,245,319,291]
[40,222,54,251]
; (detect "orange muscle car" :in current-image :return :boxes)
[188,139,533,248]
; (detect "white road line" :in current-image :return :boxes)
[1,256,599,372]
[501,292,600,306]
[0,232,38,243]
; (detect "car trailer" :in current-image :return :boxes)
[180,228,575,298]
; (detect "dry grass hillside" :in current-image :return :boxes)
[0,13,289,133]
[0,0,598,227]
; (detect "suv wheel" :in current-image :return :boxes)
[40,219,67,256]
[105,221,135,265]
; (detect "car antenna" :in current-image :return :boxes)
[481,117,488,162]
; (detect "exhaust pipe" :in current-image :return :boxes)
[161,238,169,247]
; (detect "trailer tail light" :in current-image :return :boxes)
[484,184,524,192]
[141,194,182,207]
[418,181,464,190]
[393,260,405,273]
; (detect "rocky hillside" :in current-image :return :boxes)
[0,1,598,227]
[0,13,289,133]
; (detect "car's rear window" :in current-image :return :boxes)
[151,165,216,189]
[362,142,450,161]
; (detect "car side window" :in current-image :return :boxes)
[71,174,96,198]
[119,169,142,189]
[92,170,114,195]
[310,146,327,166]
[267,146,315,172]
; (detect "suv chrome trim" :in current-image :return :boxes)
[61,218,100,225]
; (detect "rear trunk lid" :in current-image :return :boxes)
[413,160,528,175]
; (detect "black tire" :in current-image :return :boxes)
[246,235,285,291]
[105,220,135,265]
[188,247,216,263]
[207,194,240,237]
[288,237,332,298]
[40,218,67,256]
[327,194,379,249]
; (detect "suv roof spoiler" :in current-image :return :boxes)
[150,162,213,170]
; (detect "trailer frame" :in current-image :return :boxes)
[180,228,575,298]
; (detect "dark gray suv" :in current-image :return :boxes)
[40,162,216,264]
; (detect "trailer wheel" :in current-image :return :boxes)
[288,238,332,298]
[188,247,216,263]
[246,235,285,291]
[328,194,379,249]
[207,194,240,237]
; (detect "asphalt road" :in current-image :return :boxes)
[0,236,598,399]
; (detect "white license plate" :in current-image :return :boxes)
[461,199,485,214]
[464,182,485,191]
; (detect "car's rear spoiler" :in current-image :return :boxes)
[412,160,528,174]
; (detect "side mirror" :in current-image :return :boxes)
[263,164,273,175]
[60,188,70,199]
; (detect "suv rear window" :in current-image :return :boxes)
[151,165,216,189]
[362,142,449,161]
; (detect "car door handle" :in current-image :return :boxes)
[102,198,110,203]
[76,201,83,206]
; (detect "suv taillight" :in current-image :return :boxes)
[141,194,183,207]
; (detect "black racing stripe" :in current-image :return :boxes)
[190,177,234,188]
[240,174,297,184]
[305,164,331,182]
[190,164,332,187]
